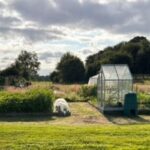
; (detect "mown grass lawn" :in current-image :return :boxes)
[0,124,150,150]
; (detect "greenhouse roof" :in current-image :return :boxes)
[100,64,132,80]
[90,74,98,79]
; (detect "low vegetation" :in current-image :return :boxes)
[0,88,53,113]
[79,85,97,98]
[0,124,150,149]
[138,93,150,110]
[52,84,97,102]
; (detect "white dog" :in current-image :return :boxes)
[54,98,70,116]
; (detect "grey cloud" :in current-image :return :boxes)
[0,1,21,27]
[0,16,21,27]
[0,0,65,42]
[39,51,64,64]
[39,51,64,60]
[81,49,93,54]
[0,27,65,42]
[0,2,4,8]
[0,57,13,63]
[11,0,150,33]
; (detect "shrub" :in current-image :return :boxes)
[0,89,53,113]
[64,92,88,102]
[79,85,97,98]
[138,93,150,103]
[138,93,150,109]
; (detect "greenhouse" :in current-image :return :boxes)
[97,64,133,112]
[88,74,98,85]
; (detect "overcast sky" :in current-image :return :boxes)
[0,0,150,75]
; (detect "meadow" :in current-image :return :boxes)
[0,82,150,150]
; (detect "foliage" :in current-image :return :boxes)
[0,50,40,81]
[33,75,50,81]
[0,76,5,86]
[137,93,150,110]
[64,92,88,102]
[50,71,60,83]
[86,36,150,78]
[0,88,53,113]
[79,85,97,98]
[51,52,85,83]
[16,50,40,80]
[1,124,150,149]
[52,84,90,102]
[0,64,19,77]
[138,93,150,104]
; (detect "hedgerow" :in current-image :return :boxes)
[0,89,53,113]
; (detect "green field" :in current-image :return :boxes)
[0,124,150,150]
[0,82,150,150]
[0,98,150,150]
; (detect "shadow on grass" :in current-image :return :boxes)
[0,113,57,122]
[104,114,150,125]
[88,102,150,125]
[0,113,71,122]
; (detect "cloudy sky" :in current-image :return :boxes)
[0,0,150,75]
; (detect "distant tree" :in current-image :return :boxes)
[109,53,133,66]
[85,36,150,76]
[50,71,60,83]
[56,53,85,83]
[129,36,147,43]
[0,64,19,77]
[15,50,40,80]
[85,62,100,80]
[0,50,40,81]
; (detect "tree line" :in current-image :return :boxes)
[51,36,150,83]
[1,36,150,84]
[85,36,150,79]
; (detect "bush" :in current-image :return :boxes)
[64,92,88,102]
[137,93,150,110]
[0,89,53,113]
[138,93,150,104]
[79,85,97,98]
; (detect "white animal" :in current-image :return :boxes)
[54,98,70,116]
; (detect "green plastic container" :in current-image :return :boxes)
[124,92,138,116]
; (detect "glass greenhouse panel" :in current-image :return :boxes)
[88,75,98,85]
[97,64,133,111]
[104,80,119,106]
[115,65,132,80]
[102,65,118,80]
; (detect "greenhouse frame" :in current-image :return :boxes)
[97,64,133,112]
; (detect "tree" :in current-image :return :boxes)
[85,36,150,76]
[0,50,40,80]
[15,50,40,80]
[109,53,133,66]
[50,71,60,83]
[0,63,19,77]
[55,53,85,83]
